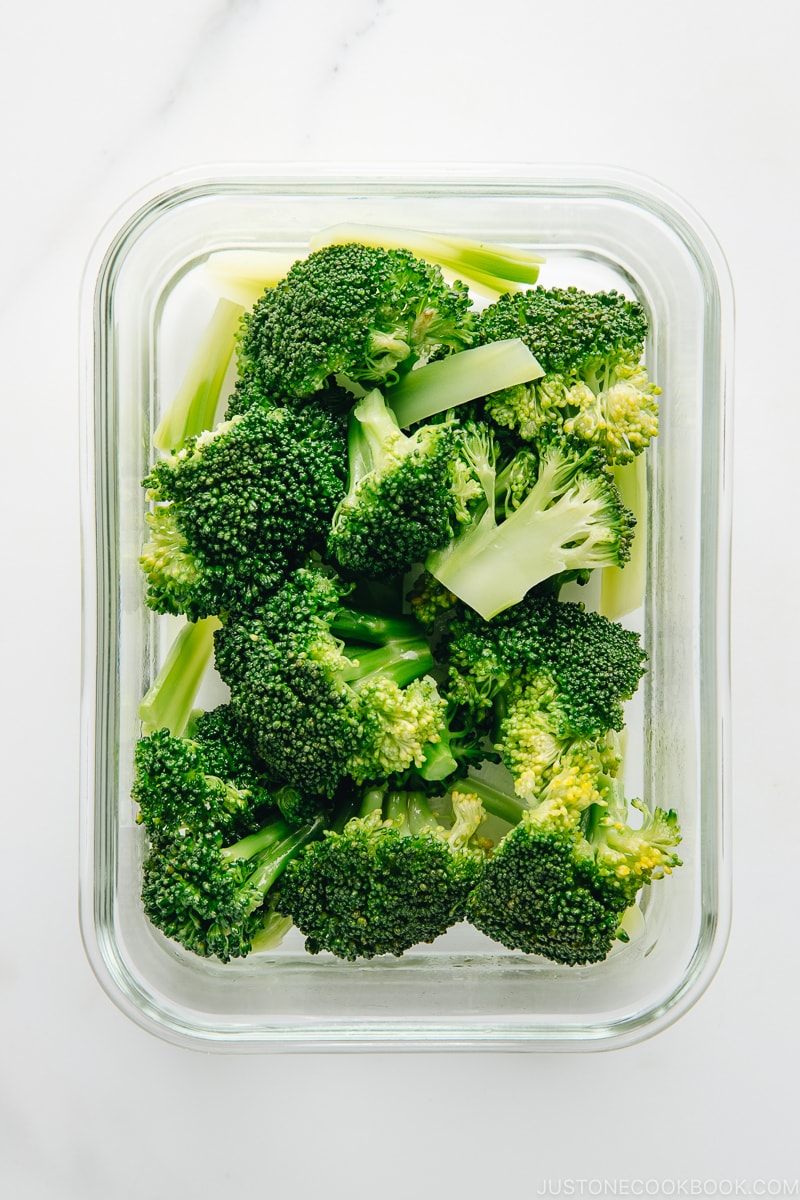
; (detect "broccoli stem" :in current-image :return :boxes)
[600,455,648,620]
[203,249,306,308]
[387,339,544,428]
[309,223,545,294]
[359,787,386,818]
[220,818,293,865]
[138,616,221,736]
[330,607,424,646]
[338,639,435,688]
[418,737,459,782]
[452,777,526,828]
[152,298,243,452]
[220,813,328,919]
[244,816,328,899]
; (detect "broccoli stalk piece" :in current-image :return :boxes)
[277,786,488,960]
[479,286,660,465]
[327,388,477,579]
[140,395,348,620]
[237,241,475,400]
[152,298,244,452]
[386,339,543,428]
[310,223,545,296]
[214,567,448,797]
[138,616,221,737]
[460,770,681,966]
[426,424,636,620]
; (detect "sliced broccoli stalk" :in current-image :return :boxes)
[310,223,545,294]
[153,299,244,452]
[203,249,307,309]
[427,435,635,621]
[600,454,648,620]
[138,616,221,736]
[387,339,544,428]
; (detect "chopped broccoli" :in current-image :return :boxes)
[479,286,660,465]
[139,394,348,620]
[445,590,648,740]
[141,809,327,962]
[214,567,447,798]
[133,227,673,970]
[277,786,487,960]
[152,298,244,452]
[237,241,475,400]
[327,388,476,579]
[138,616,221,737]
[426,422,636,619]
[133,718,275,848]
[133,714,332,960]
[310,222,545,296]
[462,771,681,966]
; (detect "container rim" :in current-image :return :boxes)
[78,162,734,1052]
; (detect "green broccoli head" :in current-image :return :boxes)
[479,286,659,465]
[141,812,326,962]
[139,399,348,620]
[327,389,476,579]
[213,567,446,798]
[277,788,487,960]
[237,241,476,399]
[132,719,276,849]
[445,591,648,745]
[465,770,682,966]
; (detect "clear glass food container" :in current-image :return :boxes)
[79,164,733,1052]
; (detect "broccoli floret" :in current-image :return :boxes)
[277,786,487,960]
[446,591,648,742]
[426,422,636,619]
[479,286,660,465]
[237,241,475,400]
[327,389,477,579]
[463,770,681,966]
[140,397,348,620]
[141,810,327,962]
[214,567,447,798]
[132,725,270,849]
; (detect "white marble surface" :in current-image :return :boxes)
[3,1,798,1196]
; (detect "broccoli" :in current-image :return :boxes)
[133,717,276,849]
[327,389,479,579]
[277,785,488,960]
[479,286,660,465]
[139,392,348,620]
[152,298,244,452]
[138,615,221,738]
[462,770,682,966]
[133,716,332,960]
[237,241,476,400]
[425,421,636,620]
[213,567,448,798]
[141,808,328,962]
[310,222,545,297]
[442,591,647,798]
